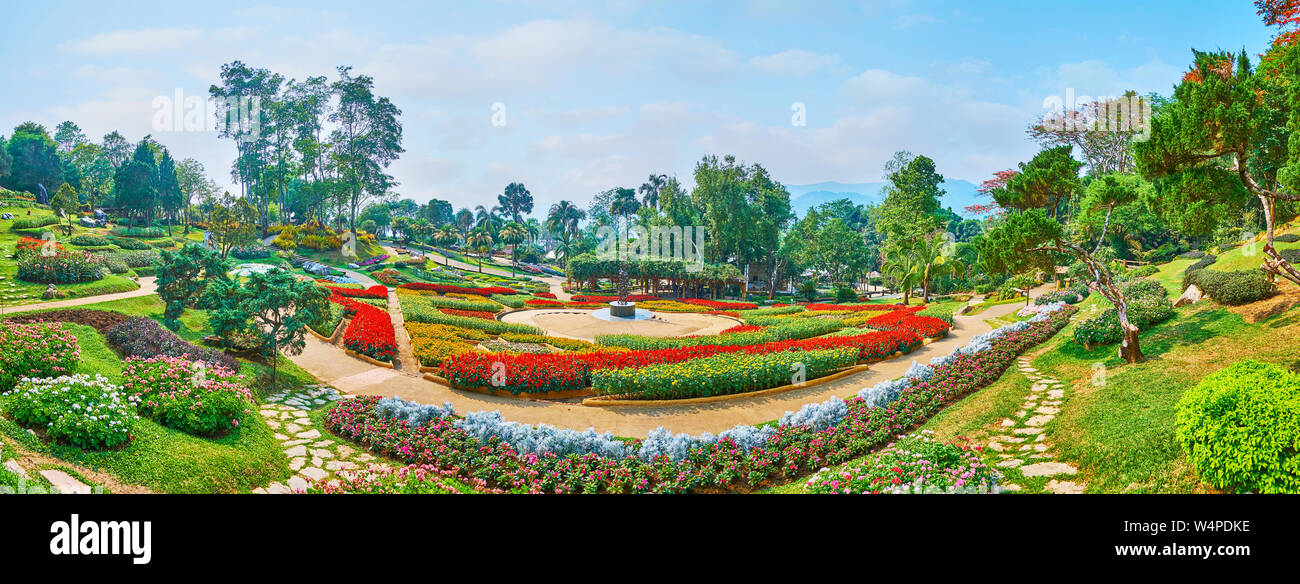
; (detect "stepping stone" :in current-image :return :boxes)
[1025,415,1054,427]
[1035,406,1060,415]
[312,456,323,467]
[1014,410,1026,418]
[284,445,307,457]
[326,461,357,471]
[1030,384,1046,392]
[296,429,322,440]
[39,470,92,494]
[1020,462,1078,477]
[251,487,268,494]
[337,446,355,458]
[1035,434,1046,442]
[266,419,281,429]
[1047,390,1065,399]
[993,436,1025,443]
[996,459,1023,468]
[356,453,376,462]
[1000,419,1015,427]
[312,440,335,447]
[988,441,1005,452]
[1034,444,1049,452]
[4,460,29,478]
[283,439,309,446]
[266,482,290,494]
[274,433,289,441]
[1046,480,1086,494]
[1022,367,1038,372]
[284,423,303,434]
[290,458,306,471]
[310,449,335,459]
[1002,484,1022,492]
[287,476,310,491]
[1013,428,1043,435]
[300,467,327,481]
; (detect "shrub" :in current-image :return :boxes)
[1175,360,1300,493]
[1177,250,1207,259]
[70,234,111,247]
[1184,269,1276,305]
[803,432,997,494]
[122,357,253,436]
[1274,233,1300,243]
[0,321,81,392]
[1182,254,1217,278]
[102,254,130,274]
[592,347,857,399]
[17,251,106,283]
[1120,264,1159,280]
[833,286,857,303]
[109,236,152,250]
[10,215,60,230]
[111,249,161,268]
[1072,294,1175,347]
[8,374,139,450]
[112,226,166,238]
[230,245,273,259]
[105,317,238,371]
[1121,278,1167,300]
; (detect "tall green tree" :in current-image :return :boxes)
[49,183,79,235]
[498,182,533,223]
[330,66,404,238]
[992,145,1083,219]
[3,122,63,199]
[876,151,946,242]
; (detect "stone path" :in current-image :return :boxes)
[252,385,391,494]
[0,276,158,315]
[988,357,1087,494]
[1,441,97,494]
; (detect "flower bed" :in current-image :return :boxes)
[523,298,606,308]
[355,254,390,267]
[438,307,498,321]
[803,431,997,494]
[864,312,950,338]
[325,284,388,299]
[678,298,759,310]
[17,251,107,283]
[333,295,397,362]
[0,321,81,393]
[122,356,253,436]
[592,347,857,400]
[105,317,239,372]
[322,305,1076,493]
[570,294,661,303]
[7,374,139,450]
[399,282,517,296]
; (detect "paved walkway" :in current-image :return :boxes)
[282,286,1036,438]
[253,386,392,494]
[1,277,157,315]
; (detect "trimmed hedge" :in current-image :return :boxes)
[70,234,112,247]
[1274,233,1300,243]
[10,215,60,230]
[1072,294,1175,347]
[1176,360,1300,493]
[1121,278,1167,300]
[1184,269,1276,306]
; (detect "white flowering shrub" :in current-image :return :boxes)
[455,410,627,459]
[779,397,849,431]
[8,374,139,450]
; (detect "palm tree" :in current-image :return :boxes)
[433,225,462,267]
[464,229,494,273]
[391,216,412,244]
[499,222,527,275]
[474,204,503,237]
[546,200,586,267]
[638,174,667,209]
[609,187,641,235]
[911,232,963,303]
[455,208,475,233]
[882,245,922,306]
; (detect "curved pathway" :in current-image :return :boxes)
[283,287,1040,438]
[1,277,157,315]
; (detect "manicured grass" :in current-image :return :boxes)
[0,206,142,309]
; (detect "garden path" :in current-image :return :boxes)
[283,287,1047,438]
[0,277,157,315]
[989,356,1088,494]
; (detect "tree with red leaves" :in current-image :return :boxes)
[1258,0,1300,47]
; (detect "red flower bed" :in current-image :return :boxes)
[524,299,605,308]
[439,308,498,321]
[720,324,766,335]
[534,292,557,299]
[805,303,880,312]
[442,328,922,394]
[678,298,759,310]
[865,311,949,338]
[570,294,661,303]
[399,282,516,296]
[328,293,396,362]
[325,284,388,299]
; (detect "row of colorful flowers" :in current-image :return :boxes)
[326,284,389,299]
[329,291,398,362]
[399,282,518,296]
[592,347,858,400]
[321,303,1075,492]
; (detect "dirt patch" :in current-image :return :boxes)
[1226,280,1300,323]
[3,308,131,333]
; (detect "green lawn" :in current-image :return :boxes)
[0,206,143,310]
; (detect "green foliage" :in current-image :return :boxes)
[1176,360,1300,493]
[876,151,945,241]
[112,226,166,238]
[1072,294,1175,346]
[1121,278,1168,300]
[592,347,856,399]
[156,245,229,330]
[17,251,106,283]
[1184,269,1277,305]
[9,374,139,450]
[993,145,1083,216]
[70,234,111,246]
[10,215,60,230]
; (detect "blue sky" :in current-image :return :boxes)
[0,0,1276,212]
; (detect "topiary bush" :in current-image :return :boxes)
[70,234,111,247]
[1182,254,1217,279]
[121,356,253,436]
[1184,269,1276,305]
[1175,360,1300,493]
[1121,278,1167,300]
[1119,264,1159,281]
[1274,233,1300,243]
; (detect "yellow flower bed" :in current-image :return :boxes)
[406,322,488,367]
[638,300,709,313]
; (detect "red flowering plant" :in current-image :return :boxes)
[329,292,397,362]
[438,307,498,321]
[399,282,517,296]
[570,294,661,303]
[325,284,388,299]
[678,298,759,310]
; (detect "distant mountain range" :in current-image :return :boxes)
[786,180,985,218]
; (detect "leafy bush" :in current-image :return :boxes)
[1120,264,1159,280]
[105,317,238,371]
[112,226,166,238]
[592,347,857,399]
[1177,250,1207,259]
[109,236,152,250]
[1274,233,1300,243]
[110,249,160,268]
[1072,294,1175,347]
[1035,288,1089,305]
[122,357,253,436]
[70,234,111,247]
[1182,254,1218,278]
[8,374,139,450]
[0,321,81,392]
[1121,278,1167,300]
[102,254,130,274]
[17,251,106,283]
[803,431,998,493]
[230,245,273,259]
[1184,269,1276,305]
[10,215,60,230]
[1175,360,1300,493]
[833,286,857,303]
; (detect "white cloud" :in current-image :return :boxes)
[749,49,840,75]
[842,69,929,106]
[60,28,203,54]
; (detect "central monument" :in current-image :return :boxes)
[608,265,637,317]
